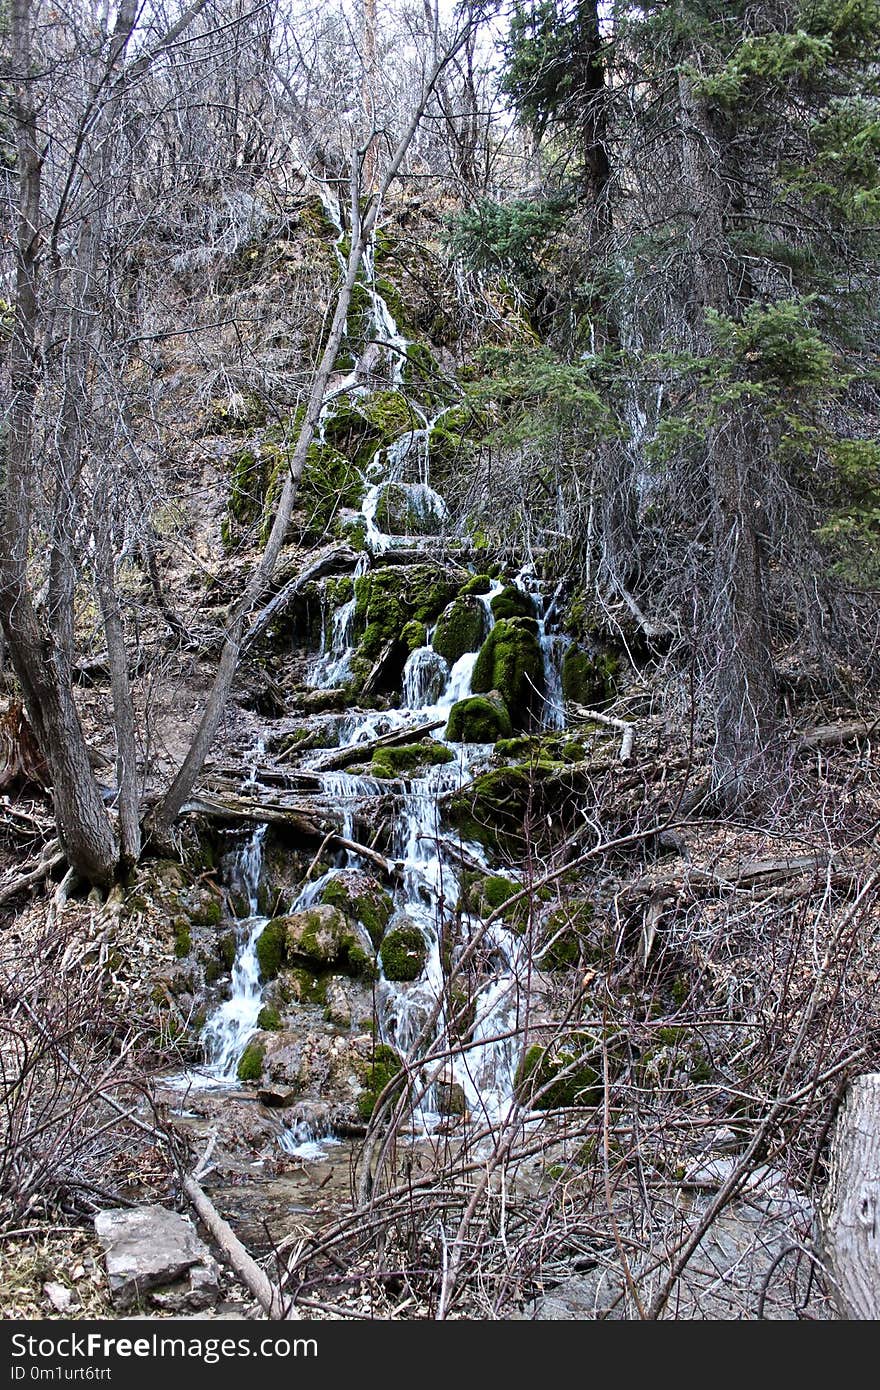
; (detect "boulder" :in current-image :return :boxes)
[94,1206,219,1311]
[432,595,489,665]
[445,693,512,743]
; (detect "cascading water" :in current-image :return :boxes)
[198,824,268,1083]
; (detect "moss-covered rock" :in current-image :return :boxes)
[432,595,489,665]
[352,564,461,665]
[514,1039,601,1109]
[357,1043,404,1120]
[371,740,455,780]
[172,918,192,958]
[445,693,512,743]
[237,1037,266,1083]
[255,918,287,981]
[380,922,428,982]
[561,644,619,706]
[446,760,588,858]
[459,872,528,929]
[539,898,598,970]
[401,619,427,652]
[460,573,493,596]
[282,904,377,979]
[256,1004,282,1031]
[471,618,544,729]
[490,585,535,622]
[320,870,394,949]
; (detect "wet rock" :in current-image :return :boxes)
[445,692,511,743]
[433,595,489,665]
[380,919,428,982]
[94,1205,219,1311]
[324,978,353,1028]
[436,1078,467,1116]
[257,1084,299,1108]
[320,869,393,948]
[284,904,377,978]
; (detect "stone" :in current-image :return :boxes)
[257,1084,299,1107]
[436,1079,467,1116]
[324,978,352,1028]
[94,1205,219,1311]
[43,1282,75,1314]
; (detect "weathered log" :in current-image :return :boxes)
[0,700,50,789]
[796,720,878,753]
[819,1073,880,1319]
[182,1174,296,1319]
[241,543,358,653]
[309,718,444,773]
[181,792,333,836]
[623,852,852,901]
[568,701,635,762]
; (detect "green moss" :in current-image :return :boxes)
[321,875,393,949]
[490,585,535,622]
[401,619,427,652]
[372,481,444,537]
[284,905,377,979]
[459,873,528,929]
[460,574,493,596]
[471,617,544,729]
[255,918,287,981]
[561,645,619,706]
[356,1043,404,1121]
[432,596,489,664]
[236,1038,265,1082]
[282,966,328,1005]
[380,924,428,982]
[371,741,455,780]
[256,1005,282,1031]
[352,565,460,664]
[172,919,192,958]
[446,759,588,857]
[445,694,512,743]
[514,1040,601,1109]
[540,899,597,970]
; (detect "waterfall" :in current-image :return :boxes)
[198,825,269,1083]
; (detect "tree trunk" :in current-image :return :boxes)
[819,1074,880,1319]
[676,73,775,798]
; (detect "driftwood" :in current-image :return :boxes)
[182,1173,296,1320]
[568,701,635,762]
[330,835,397,877]
[310,718,444,773]
[820,1073,880,1319]
[796,720,878,753]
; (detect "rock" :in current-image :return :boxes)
[471,617,544,729]
[445,692,512,743]
[436,1079,467,1116]
[371,480,445,536]
[94,1205,219,1311]
[324,978,352,1028]
[43,1282,76,1314]
[433,595,489,665]
[257,1084,299,1107]
[380,919,428,982]
[490,585,535,622]
[321,869,393,948]
[285,904,377,978]
[561,644,618,705]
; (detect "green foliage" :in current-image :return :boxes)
[705,300,837,392]
[447,196,570,282]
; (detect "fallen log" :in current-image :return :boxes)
[181,792,333,837]
[568,702,635,762]
[819,1073,880,1319]
[0,842,65,908]
[310,718,444,773]
[622,852,868,901]
[242,543,358,652]
[796,720,878,753]
[182,1174,296,1320]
